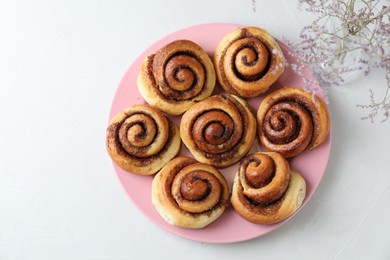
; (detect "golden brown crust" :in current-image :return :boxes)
[214,26,285,98]
[180,94,257,167]
[257,87,330,158]
[152,157,230,228]
[106,105,181,175]
[137,40,216,115]
[231,152,306,224]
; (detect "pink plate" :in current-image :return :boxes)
[108,23,331,243]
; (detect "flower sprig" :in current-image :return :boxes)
[284,0,390,122]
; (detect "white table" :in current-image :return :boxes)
[1,0,389,259]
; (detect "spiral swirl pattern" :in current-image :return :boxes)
[137,40,216,115]
[238,153,290,204]
[257,88,330,158]
[214,26,285,98]
[231,152,306,224]
[152,157,229,228]
[106,105,181,175]
[180,94,257,167]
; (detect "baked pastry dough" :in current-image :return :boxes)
[137,40,216,115]
[231,152,306,224]
[152,157,230,228]
[214,26,285,98]
[106,105,181,175]
[180,94,256,167]
[257,87,330,158]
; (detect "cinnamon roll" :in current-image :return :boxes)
[137,40,216,115]
[152,157,230,228]
[106,105,181,175]
[214,26,285,98]
[257,88,330,158]
[231,152,306,224]
[180,94,256,167]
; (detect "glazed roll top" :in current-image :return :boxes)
[231,152,306,224]
[257,87,330,158]
[180,94,257,167]
[152,157,230,228]
[214,26,285,98]
[106,105,181,175]
[138,40,216,115]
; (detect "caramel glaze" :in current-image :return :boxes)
[162,158,229,217]
[190,94,250,165]
[231,152,306,224]
[261,94,320,155]
[218,28,273,95]
[231,41,271,82]
[241,155,275,189]
[146,49,209,102]
[237,153,290,206]
[180,173,210,201]
[106,111,175,167]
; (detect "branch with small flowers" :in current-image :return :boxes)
[283,0,390,123]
